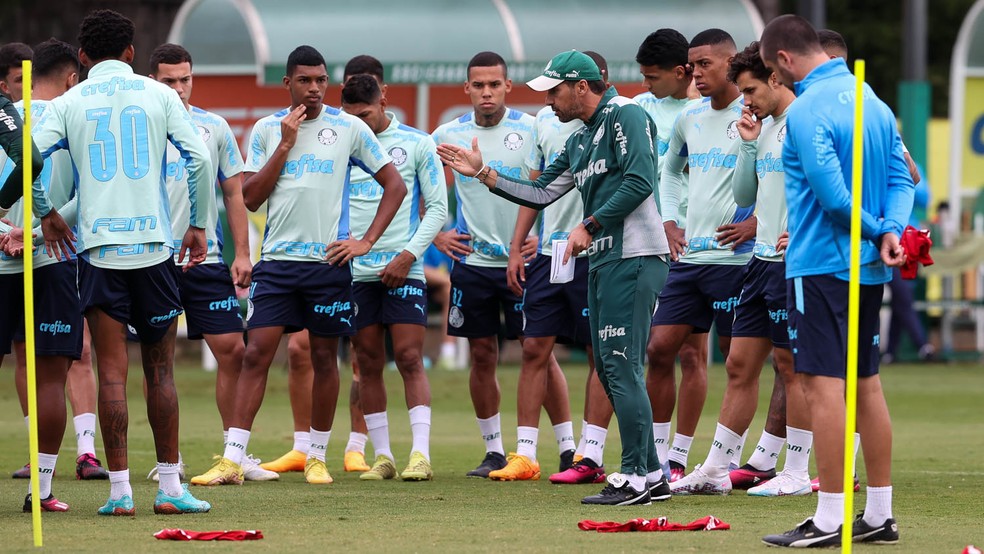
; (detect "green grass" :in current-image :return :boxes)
[0,357,981,552]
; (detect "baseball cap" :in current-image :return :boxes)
[526,50,603,91]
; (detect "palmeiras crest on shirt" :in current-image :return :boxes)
[726,120,740,140]
[503,132,524,151]
[777,124,787,143]
[318,128,338,145]
[389,147,408,166]
[592,126,605,145]
[197,125,211,143]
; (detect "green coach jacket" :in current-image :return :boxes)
[491,86,670,271]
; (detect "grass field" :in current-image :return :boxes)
[0,355,981,552]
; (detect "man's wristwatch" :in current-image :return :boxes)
[581,216,601,236]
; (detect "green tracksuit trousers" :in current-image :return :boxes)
[588,255,668,477]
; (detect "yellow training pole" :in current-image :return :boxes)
[842,59,866,554]
[21,59,43,547]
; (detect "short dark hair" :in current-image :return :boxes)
[467,51,507,79]
[0,43,32,80]
[32,39,79,80]
[689,28,736,50]
[817,29,848,58]
[286,45,326,76]
[635,28,689,69]
[340,73,382,105]
[727,41,771,84]
[760,14,822,62]
[583,50,608,77]
[343,55,384,82]
[150,43,193,74]
[78,9,134,62]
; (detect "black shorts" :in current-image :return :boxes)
[0,262,83,358]
[447,263,523,339]
[650,262,744,336]
[352,279,428,329]
[78,257,183,344]
[178,262,244,339]
[731,258,790,348]
[522,255,590,345]
[247,260,355,338]
[787,275,883,378]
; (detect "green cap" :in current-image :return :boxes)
[526,50,602,91]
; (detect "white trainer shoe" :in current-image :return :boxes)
[747,469,812,497]
[242,454,279,481]
[669,464,732,495]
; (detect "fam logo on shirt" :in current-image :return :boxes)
[318,128,338,145]
[726,120,740,140]
[197,125,211,143]
[389,146,408,166]
[777,124,787,143]
[503,132,524,151]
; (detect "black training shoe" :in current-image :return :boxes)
[581,474,651,506]
[852,512,899,544]
[466,451,507,478]
[75,453,109,480]
[762,518,842,548]
[559,449,575,472]
[23,493,69,512]
[648,475,672,502]
[668,460,686,482]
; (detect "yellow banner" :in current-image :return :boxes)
[963,77,984,188]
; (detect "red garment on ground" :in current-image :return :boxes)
[578,515,730,533]
[900,225,933,279]
[153,529,264,541]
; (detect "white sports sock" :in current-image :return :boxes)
[625,473,646,493]
[646,468,664,482]
[746,430,786,471]
[477,414,504,455]
[108,469,132,501]
[783,426,813,475]
[814,491,845,533]
[34,452,57,498]
[408,405,431,459]
[73,413,97,457]
[652,422,671,468]
[308,428,331,462]
[344,432,366,454]
[863,486,893,526]
[583,424,607,466]
[294,431,312,453]
[365,412,393,461]
[852,432,861,475]
[223,427,250,465]
[223,430,229,446]
[156,462,183,497]
[668,433,693,467]
[23,415,29,429]
[516,426,538,461]
[574,419,588,457]
[553,421,575,453]
[731,429,748,467]
[702,423,742,478]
